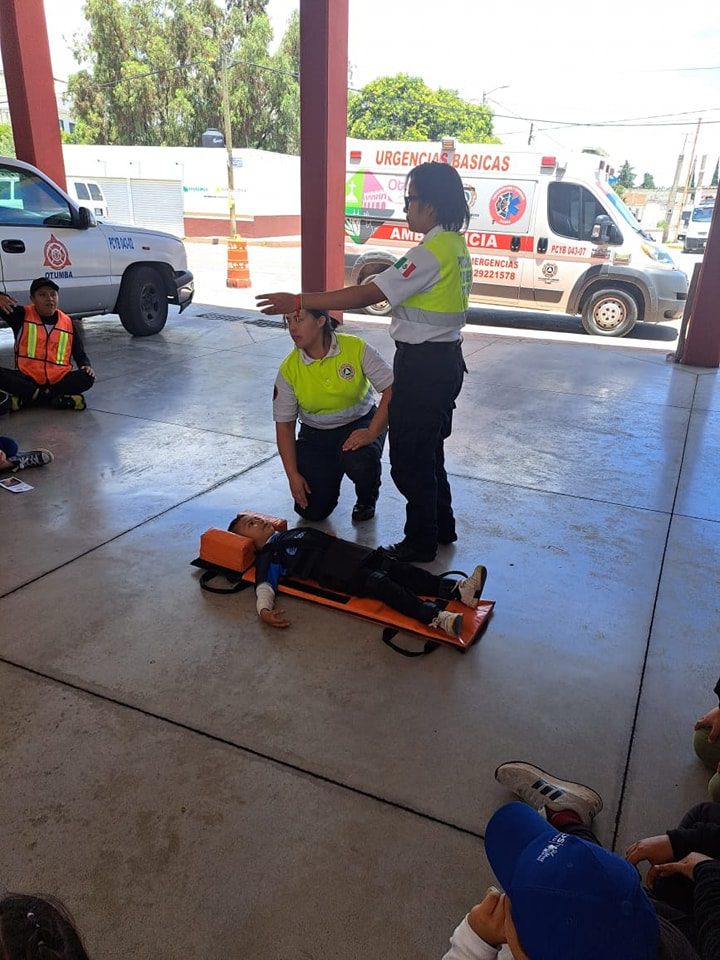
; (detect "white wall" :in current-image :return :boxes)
[62,145,300,220]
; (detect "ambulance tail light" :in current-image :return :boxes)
[349,150,362,164]
[541,156,556,169]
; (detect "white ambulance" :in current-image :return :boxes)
[683,201,714,254]
[344,138,688,337]
[0,156,193,337]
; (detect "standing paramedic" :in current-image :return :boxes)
[274,307,393,523]
[257,161,472,563]
[0,279,95,411]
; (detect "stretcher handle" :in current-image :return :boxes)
[381,627,440,657]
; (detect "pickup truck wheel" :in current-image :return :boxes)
[118,266,169,336]
[581,287,638,337]
[360,271,392,317]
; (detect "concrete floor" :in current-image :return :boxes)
[0,304,718,959]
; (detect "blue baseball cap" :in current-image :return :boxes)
[485,803,658,960]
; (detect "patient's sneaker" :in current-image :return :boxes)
[49,394,86,411]
[495,761,603,824]
[430,610,463,638]
[8,449,54,471]
[455,564,487,608]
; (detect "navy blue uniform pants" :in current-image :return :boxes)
[295,407,385,521]
[388,340,465,550]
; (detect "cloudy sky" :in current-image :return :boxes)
[43,0,720,188]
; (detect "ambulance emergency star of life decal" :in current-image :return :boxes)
[489,186,527,226]
[43,235,72,270]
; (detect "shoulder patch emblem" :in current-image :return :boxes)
[338,362,355,381]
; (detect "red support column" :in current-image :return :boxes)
[682,203,720,367]
[299,0,349,301]
[0,0,66,189]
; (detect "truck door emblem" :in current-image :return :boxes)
[43,235,72,270]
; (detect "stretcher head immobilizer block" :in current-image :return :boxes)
[192,516,494,655]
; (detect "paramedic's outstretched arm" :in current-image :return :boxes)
[256,284,384,316]
[275,421,311,510]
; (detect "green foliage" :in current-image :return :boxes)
[0,123,15,157]
[640,172,656,189]
[67,0,299,151]
[347,74,497,143]
[616,160,635,189]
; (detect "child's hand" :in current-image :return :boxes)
[626,834,673,866]
[647,853,713,888]
[695,706,720,743]
[467,887,507,948]
[260,608,291,628]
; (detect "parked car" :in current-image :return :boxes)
[0,156,193,336]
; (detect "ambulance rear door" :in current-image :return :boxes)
[530,179,613,311]
[464,178,538,305]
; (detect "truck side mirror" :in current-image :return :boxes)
[77,206,97,230]
[592,214,622,246]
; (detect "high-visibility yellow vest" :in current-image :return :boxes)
[401,231,472,329]
[279,333,372,429]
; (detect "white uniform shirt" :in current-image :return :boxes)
[373,225,463,344]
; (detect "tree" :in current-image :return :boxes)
[347,74,497,143]
[67,0,299,151]
[712,159,719,188]
[640,172,656,189]
[0,123,15,157]
[616,160,636,189]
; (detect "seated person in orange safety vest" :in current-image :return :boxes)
[230,512,488,639]
[0,278,95,411]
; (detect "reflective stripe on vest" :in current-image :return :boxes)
[279,333,373,430]
[16,306,75,385]
[399,231,472,328]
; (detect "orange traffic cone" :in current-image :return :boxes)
[227,236,251,288]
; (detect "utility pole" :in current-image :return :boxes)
[677,118,701,240]
[528,122,534,146]
[220,44,237,238]
[696,153,707,203]
[664,149,684,243]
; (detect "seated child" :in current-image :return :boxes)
[694,675,720,802]
[0,436,54,472]
[229,513,487,638]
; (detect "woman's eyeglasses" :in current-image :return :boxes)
[403,195,420,213]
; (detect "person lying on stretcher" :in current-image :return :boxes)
[230,513,487,638]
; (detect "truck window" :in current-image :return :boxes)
[692,206,713,222]
[88,184,104,202]
[548,183,610,242]
[74,182,91,200]
[0,166,73,228]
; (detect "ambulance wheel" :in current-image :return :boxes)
[581,287,638,337]
[118,266,169,336]
[360,272,391,317]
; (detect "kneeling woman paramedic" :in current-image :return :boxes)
[258,161,471,563]
[274,307,393,523]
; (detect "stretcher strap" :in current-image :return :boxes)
[199,570,251,595]
[381,627,440,657]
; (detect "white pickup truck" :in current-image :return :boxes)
[0,156,194,336]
